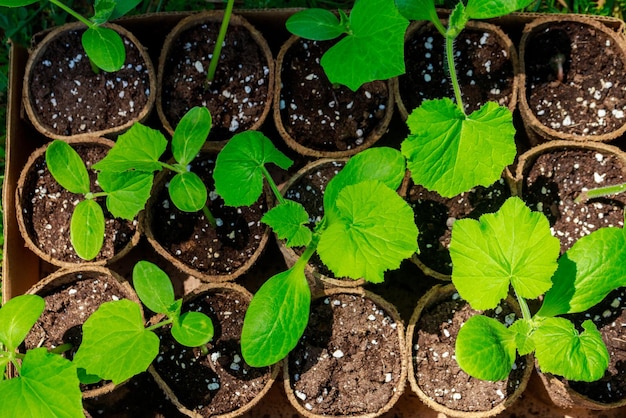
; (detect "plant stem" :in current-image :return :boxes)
[261,166,286,205]
[202,205,218,228]
[575,182,626,203]
[206,0,235,82]
[48,0,96,29]
[514,288,532,322]
[49,343,73,355]
[146,317,173,332]
[445,34,466,115]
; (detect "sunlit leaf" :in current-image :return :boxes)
[172,107,211,166]
[171,311,214,347]
[45,140,90,195]
[262,200,312,247]
[132,261,175,315]
[0,295,45,352]
[98,170,152,220]
[169,172,207,212]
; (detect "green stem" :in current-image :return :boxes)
[575,182,626,203]
[261,166,286,205]
[206,0,235,82]
[514,288,532,322]
[445,34,465,115]
[49,343,73,355]
[146,317,173,332]
[48,0,96,29]
[202,205,218,229]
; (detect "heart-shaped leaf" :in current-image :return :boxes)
[262,200,313,247]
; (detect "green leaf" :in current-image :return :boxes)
[242,266,311,367]
[447,2,468,38]
[214,130,293,207]
[262,200,312,247]
[466,0,535,19]
[91,0,116,25]
[92,123,168,173]
[0,295,45,352]
[533,317,609,382]
[324,147,405,218]
[109,0,141,20]
[71,199,105,260]
[286,8,346,41]
[74,299,160,385]
[509,319,535,355]
[132,261,175,315]
[455,315,517,381]
[317,180,418,283]
[321,0,409,91]
[395,0,439,22]
[45,140,90,195]
[539,227,626,317]
[0,0,38,6]
[0,348,83,418]
[171,311,214,347]
[169,172,207,212]
[172,107,212,166]
[450,197,560,310]
[82,26,125,73]
[402,99,517,197]
[98,170,153,220]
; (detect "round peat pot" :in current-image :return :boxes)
[274,35,395,158]
[15,137,141,268]
[23,265,142,398]
[395,19,518,120]
[283,287,407,417]
[157,11,274,146]
[149,282,279,418]
[519,15,626,144]
[406,284,533,417]
[23,21,156,141]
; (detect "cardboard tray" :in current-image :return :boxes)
[4,9,626,417]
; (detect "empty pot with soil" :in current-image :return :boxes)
[157,11,274,146]
[23,22,156,141]
[274,35,395,158]
[519,15,626,144]
[284,287,407,417]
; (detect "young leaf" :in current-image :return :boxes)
[447,2,469,38]
[509,319,535,355]
[538,227,626,318]
[171,311,214,347]
[402,99,516,197]
[261,200,313,247]
[45,140,90,195]
[533,317,609,382]
[0,348,83,418]
[132,261,176,315]
[73,299,160,385]
[395,0,439,23]
[0,294,45,352]
[241,266,311,367]
[455,315,517,381]
[98,170,153,220]
[286,8,346,41]
[168,172,207,212]
[91,0,116,25]
[466,0,535,20]
[317,180,418,283]
[321,0,409,91]
[82,26,125,72]
[172,107,212,166]
[71,199,105,260]
[450,197,560,310]
[92,123,168,173]
[214,130,293,207]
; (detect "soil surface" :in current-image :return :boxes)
[405,177,511,276]
[522,148,626,253]
[152,287,273,417]
[287,293,403,415]
[149,154,267,277]
[524,21,626,136]
[278,39,390,153]
[160,21,271,142]
[399,22,515,115]
[413,290,528,412]
[28,28,151,136]
[20,142,138,263]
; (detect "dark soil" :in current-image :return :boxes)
[160,21,271,142]
[522,148,626,253]
[20,142,138,263]
[278,39,390,152]
[399,22,515,114]
[287,293,403,415]
[149,154,267,277]
[152,287,273,417]
[28,28,151,136]
[405,177,511,276]
[413,290,528,412]
[524,21,626,136]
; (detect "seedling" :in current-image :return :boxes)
[549,52,566,83]
[0,0,142,72]
[206,0,235,83]
[212,133,419,367]
[73,260,214,385]
[398,0,533,197]
[449,196,626,382]
[285,0,410,91]
[0,295,83,417]
[575,181,626,203]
